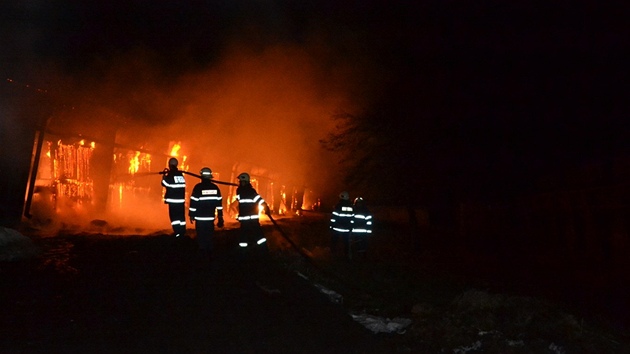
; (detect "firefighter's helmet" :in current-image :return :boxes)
[339,191,350,201]
[200,167,213,179]
[168,157,178,167]
[237,172,250,183]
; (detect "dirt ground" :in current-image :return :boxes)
[1,226,398,353]
[2,213,630,353]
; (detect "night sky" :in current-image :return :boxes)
[2,0,628,202]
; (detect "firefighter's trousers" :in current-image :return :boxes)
[167,202,187,236]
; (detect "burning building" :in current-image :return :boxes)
[2,43,345,230]
[21,104,165,229]
[13,103,311,232]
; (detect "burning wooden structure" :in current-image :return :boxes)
[2,80,314,229]
[21,120,310,228]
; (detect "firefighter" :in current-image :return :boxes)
[351,197,373,258]
[235,172,271,260]
[161,157,187,238]
[189,167,224,261]
[329,191,354,258]
[235,172,279,295]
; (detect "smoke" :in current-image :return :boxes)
[72,41,360,187]
[174,44,350,180]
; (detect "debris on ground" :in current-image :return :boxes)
[350,313,413,334]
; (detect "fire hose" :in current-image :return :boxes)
[156,170,307,254]
[145,170,309,262]
[265,212,318,266]
[151,169,362,293]
[154,170,307,256]
[137,169,239,186]
[152,170,310,261]
[264,211,367,300]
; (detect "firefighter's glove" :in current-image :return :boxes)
[162,168,169,174]
[265,206,272,215]
[189,216,195,224]
[217,218,224,228]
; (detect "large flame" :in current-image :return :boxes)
[129,151,140,175]
[169,143,181,157]
[167,142,188,171]
[127,151,152,176]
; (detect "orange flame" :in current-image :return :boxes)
[170,143,181,157]
[129,151,140,175]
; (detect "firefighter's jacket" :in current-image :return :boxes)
[189,179,223,222]
[236,184,265,222]
[352,205,373,234]
[330,199,354,233]
[161,169,186,204]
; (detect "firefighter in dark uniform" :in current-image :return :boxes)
[189,167,224,261]
[235,172,271,262]
[235,172,280,294]
[351,197,373,258]
[330,191,354,258]
[161,157,187,238]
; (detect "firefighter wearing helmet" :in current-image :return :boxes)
[161,157,187,238]
[235,172,271,259]
[351,196,372,259]
[188,167,224,262]
[329,191,354,258]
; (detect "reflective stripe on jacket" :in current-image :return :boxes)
[162,170,186,204]
[330,200,354,233]
[236,184,265,222]
[352,207,373,234]
[189,180,223,221]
